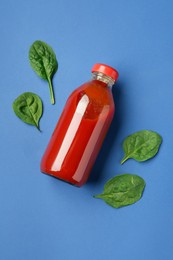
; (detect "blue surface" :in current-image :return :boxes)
[0,0,173,259]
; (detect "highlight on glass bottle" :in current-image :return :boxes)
[41,63,119,187]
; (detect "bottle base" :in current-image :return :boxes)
[41,170,82,187]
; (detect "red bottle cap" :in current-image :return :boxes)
[91,63,119,81]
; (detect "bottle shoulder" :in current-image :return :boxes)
[65,80,115,120]
[69,80,114,104]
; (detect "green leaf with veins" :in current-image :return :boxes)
[94,174,145,208]
[121,130,162,164]
[12,92,43,130]
[29,40,58,104]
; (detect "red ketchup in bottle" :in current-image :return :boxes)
[41,64,119,186]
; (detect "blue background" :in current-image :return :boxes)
[0,0,173,259]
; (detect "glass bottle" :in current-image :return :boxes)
[41,64,119,186]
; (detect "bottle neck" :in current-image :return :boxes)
[91,72,115,87]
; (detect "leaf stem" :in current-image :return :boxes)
[120,156,129,165]
[93,194,104,199]
[36,124,41,132]
[48,77,55,105]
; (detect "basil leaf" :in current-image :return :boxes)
[12,92,43,130]
[29,40,58,105]
[121,130,162,164]
[94,174,145,208]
